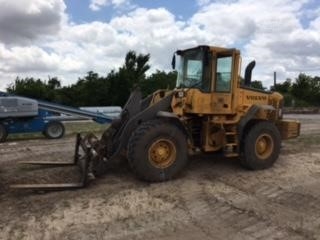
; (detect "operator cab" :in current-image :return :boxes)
[173,45,239,94]
[175,46,211,92]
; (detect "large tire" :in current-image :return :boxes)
[44,121,65,139]
[241,121,281,170]
[0,123,8,142]
[128,119,188,182]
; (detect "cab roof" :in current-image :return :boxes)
[176,45,240,55]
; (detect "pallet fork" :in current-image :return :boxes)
[11,133,91,191]
[10,89,173,191]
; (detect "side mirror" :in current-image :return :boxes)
[171,54,176,70]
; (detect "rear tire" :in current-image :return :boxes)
[0,123,8,142]
[241,121,281,170]
[128,119,188,182]
[44,121,65,139]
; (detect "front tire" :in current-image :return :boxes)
[128,119,188,182]
[241,121,281,170]
[44,121,65,139]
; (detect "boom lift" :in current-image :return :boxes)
[12,45,300,190]
[0,94,116,142]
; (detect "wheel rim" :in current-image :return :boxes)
[148,139,176,169]
[47,124,62,138]
[255,133,274,160]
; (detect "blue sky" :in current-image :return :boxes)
[0,0,320,90]
[66,0,198,23]
[66,0,113,23]
[64,0,320,28]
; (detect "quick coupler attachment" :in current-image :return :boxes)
[10,133,92,191]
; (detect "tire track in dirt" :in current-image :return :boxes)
[201,169,320,239]
[0,138,75,165]
[177,179,307,240]
[1,115,320,240]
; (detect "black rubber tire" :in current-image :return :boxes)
[128,119,188,182]
[0,123,8,143]
[44,121,65,139]
[241,121,281,170]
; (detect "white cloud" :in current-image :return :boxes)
[0,0,66,45]
[191,0,320,86]
[1,0,320,91]
[89,0,132,11]
[90,0,108,11]
[196,0,211,6]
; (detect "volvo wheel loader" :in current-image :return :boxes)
[12,45,300,190]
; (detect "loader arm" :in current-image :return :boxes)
[80,89,175,178]
[100,89,174,163]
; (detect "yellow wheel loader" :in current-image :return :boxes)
[12,45,300,190]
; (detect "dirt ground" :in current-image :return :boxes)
[1,114,320,240]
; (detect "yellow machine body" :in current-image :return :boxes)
[149,46,300,155]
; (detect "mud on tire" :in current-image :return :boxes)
[128,119,188,182]
[241,121,281,170]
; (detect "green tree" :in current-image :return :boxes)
[291,74,312,106]
[140,70,177,97]
[123,51,150,86]
[62,71,110,107]
[106,70,130,106]
[106,51,151,106]
[272,79,292,93]
[48,77,61,90]
[250,80,265,90]
[7,77,56,101]
[6,51,180,107]
[290,73,320,107]
[239,78,266,90]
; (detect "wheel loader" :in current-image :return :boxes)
[12,45,300,190]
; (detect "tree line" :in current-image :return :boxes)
[271,74,320,107]
[6,50,320,107]
[7,51,176,107]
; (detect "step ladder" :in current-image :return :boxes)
[223,124,239,157]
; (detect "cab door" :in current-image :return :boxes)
[211,51,237,114]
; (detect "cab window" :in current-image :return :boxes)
[186,60,202,84]
[176,48,211,92]
[215,56,232,92]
